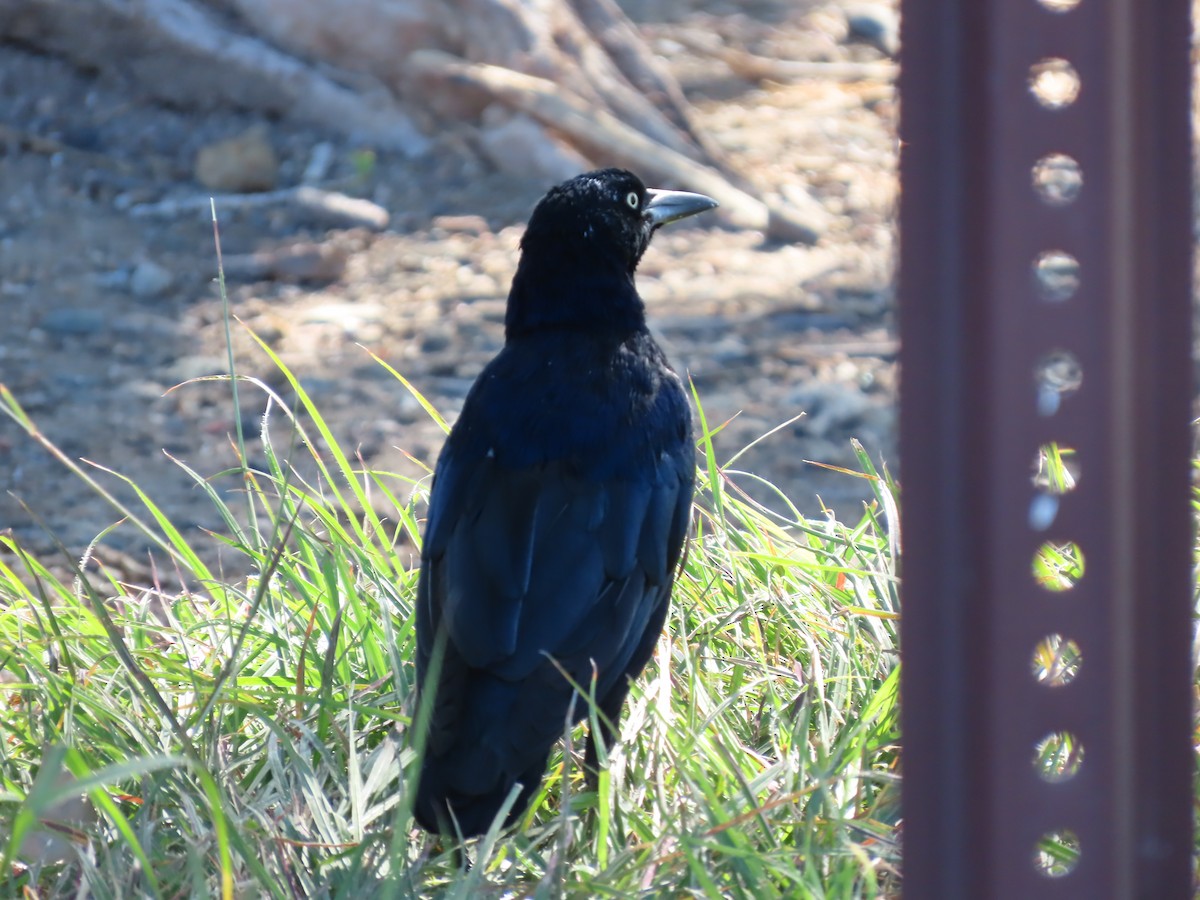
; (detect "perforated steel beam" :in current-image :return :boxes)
[898,0,1193,896]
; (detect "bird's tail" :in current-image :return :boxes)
[414,752,548,837]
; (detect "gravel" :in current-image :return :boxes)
[0,0,898,573]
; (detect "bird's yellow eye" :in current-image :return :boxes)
[625,191,640,209]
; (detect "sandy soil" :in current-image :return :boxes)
[0,1,897,578]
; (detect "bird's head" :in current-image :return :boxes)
[506,168,718,337]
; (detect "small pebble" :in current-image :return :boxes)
[789,382,872,438]
[40,307,107,336]
[130,260,175,298]
[95,267,132,290]
[168,355,228,382]
[51,372,103,391]
[845,4,900,56]
[433,215,490,235]
[420,327,453,354]
[195,126,279,193]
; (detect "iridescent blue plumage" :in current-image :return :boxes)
[414,169,716,836]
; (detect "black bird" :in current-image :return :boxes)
[413,168,717,837]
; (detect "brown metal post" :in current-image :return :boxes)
[898,0,1194,896]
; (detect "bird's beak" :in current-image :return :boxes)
[643,188,719,227]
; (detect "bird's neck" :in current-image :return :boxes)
[504,261,647,340]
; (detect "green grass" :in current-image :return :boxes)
[0,330,903,897]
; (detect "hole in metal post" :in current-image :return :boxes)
[1035,350,1083,415]
[1029,444,1079,529]
[1033,731,1085,782]
[1034,829,1081,877]
[1032,541,1085,591]
[1032,634,1082,686]
[1029,58,1081,109]
[1029,493,1060,531]
[1032,250,1080,302]
[1032,154,1083,206]
[1032,443,1079,494]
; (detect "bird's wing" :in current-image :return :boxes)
[420,444,691,684]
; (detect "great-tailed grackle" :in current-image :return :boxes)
[413,168,718,837]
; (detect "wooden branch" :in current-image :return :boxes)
[0,0,430,154]
[567,0,747,180]
[409,49,824,243]
[549,0,702,160]
[221,242,349,283]
[0,123,134,173]
[569,0,693,131]
[129,186,390,230]
[667,29,898,83]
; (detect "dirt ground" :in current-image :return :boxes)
[0,1,897,577]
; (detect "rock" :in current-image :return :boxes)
[111,312,177,339]
[168,355,229,382]
[222,243,348,283]
[710,335,751,365]
[789,382,872,438]
[299,302,386,341]
[845,4,900,57]
[391,393,424,423]
[61,124,103,153]
[129,259,175,298]
[40,307,107,335]
[123,379,171,400]
[765,197,826,245]
[420,326,454,354]
[195,126,279,193]
[95,267,132,290]
[432,215,491,235]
